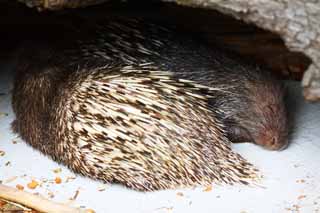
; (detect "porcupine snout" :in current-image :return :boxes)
[254,111,289,151]
[250,89,289,151]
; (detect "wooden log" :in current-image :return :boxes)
[164,0,320,101]
[0,184,87,213]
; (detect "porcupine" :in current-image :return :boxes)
[11,15,288,191]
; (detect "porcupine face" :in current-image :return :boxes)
[247,80,289,151]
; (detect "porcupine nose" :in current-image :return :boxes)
[265,137,289,151]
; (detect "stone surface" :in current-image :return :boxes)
[17,0,109,10]
[164,0,320,101]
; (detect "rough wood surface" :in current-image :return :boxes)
[0,184,87,213]
[164,0,320,101]
[14,0,320,100]
[18,0,109,10]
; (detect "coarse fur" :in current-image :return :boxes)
[11,15,288,190]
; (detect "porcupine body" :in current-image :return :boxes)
[11,15,288,191]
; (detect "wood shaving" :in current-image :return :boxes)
[4,176,18,183]
[203,185,213,192]
[86,209,96,213]
[297,195,306,200]
[155,207,173,212]
[288,204,300,213]
[176,192,184,197]
[97,185,107,192]
[47,191,55,199]
[0,150,5,156]
[27,180,39,189]
[41,178,48,183]
[70,189,80,201]
[65,176,76,183]
[54,177,62,184]
[16,184,24,190]
[52,168,62,173]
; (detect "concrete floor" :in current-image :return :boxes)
[0,60,319,213]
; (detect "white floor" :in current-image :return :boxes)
[0,59,319,213]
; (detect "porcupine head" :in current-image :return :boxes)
[234,76,289,151]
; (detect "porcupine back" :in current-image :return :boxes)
[11,14,286,190]
[69,15,289,150]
